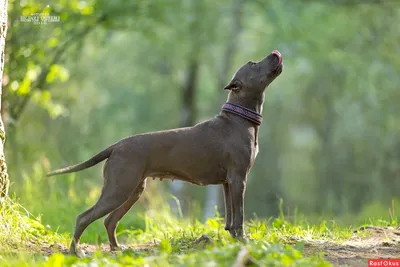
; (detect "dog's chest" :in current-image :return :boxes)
[254,143,259,158]
[247,127,259,169]
[249,142,259,168]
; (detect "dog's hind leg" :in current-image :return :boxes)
[104,178,147,251]
[69,158,145,256]
[69,191,131,256]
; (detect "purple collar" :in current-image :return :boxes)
[221,102,263,125]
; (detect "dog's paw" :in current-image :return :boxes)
[229,228,247,243]
[70,248,86,258]
[77,249,87,258]
[69,243,86,258]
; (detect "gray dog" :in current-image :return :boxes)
[47,50,283,255]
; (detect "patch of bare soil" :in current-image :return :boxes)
[303,226,400,267]
[39,239,159,257]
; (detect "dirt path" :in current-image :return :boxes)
[304,226,400,267]
[40,241,158,257]
[39,226,400,266]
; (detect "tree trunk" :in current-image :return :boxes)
[169,0,202,217]
[0,0,9,204]
[169,58,200,217]
[203,0,244,221]
[316,92,336,214]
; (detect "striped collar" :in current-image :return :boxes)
[221,102,262,125]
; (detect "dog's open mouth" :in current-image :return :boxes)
[270,50,283,74]
[271,50,282,65]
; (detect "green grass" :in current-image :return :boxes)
[0,200,70,253]
[0,198,360,267]
[1,198,400,267]
[3,166,399,266]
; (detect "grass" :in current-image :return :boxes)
[2,166,399,266]
[0,198,333,266]
[0,200,70,253]
[4,198,399,267]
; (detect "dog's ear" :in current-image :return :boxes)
[223,80,240,92]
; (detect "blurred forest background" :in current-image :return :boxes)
[3,0,400,244]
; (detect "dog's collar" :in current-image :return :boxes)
[221,102,263,125]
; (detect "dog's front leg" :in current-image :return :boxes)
[228,173,247,241]
[223,183,233,230]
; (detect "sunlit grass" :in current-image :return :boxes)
[1,197,380,266]
[0,198,337,266]
[0,198,69,253]
[2,170,399,266]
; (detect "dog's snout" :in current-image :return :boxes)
[271,50,282,65]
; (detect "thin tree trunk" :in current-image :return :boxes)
[179,60,199,128]
[316,93,336,214]
[169,0,202,217]
[169,58,200,217]
[0,0,9,204]
[203,0,244,221]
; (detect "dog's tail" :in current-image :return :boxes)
[46,145,114,177]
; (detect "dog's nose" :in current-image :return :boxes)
[271,50,282,65]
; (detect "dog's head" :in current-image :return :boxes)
[223,50,283,94]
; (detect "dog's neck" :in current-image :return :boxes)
[220,93,264,149]
[222,92,265,126]
[226,92,265,114]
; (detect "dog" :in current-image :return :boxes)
[47,50,283,255]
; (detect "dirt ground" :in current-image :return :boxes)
[38,226,400,267]
[303,226,400,267]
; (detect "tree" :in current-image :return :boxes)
[0,0,9,203]
[169,0,203,217]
